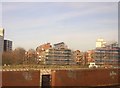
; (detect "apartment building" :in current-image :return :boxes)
[72,50,84,65]
[36,42,75,65]
[45,48,73,65]
[94,42,120,67]
[25,49,36,64]
[87,50,95,63]
[46,42,75,65]
[36,43,52,64]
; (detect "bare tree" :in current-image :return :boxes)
[13,47,26,65]
[2,51,14,65]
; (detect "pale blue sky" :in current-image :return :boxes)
[2,2,118,51]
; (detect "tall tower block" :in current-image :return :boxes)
[0,27,4,87]
[0,27,4,52]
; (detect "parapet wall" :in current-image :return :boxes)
[1,68,120,87]
[2,70,40,86]
[51,68,120,86]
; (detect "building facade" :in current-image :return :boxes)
[0,36,4,52]
[94,42,120,67]
[0,28,4,52]
[86,50,95,64]
[0,28,4,66]
[45,42,75,65]
[36,43,52,64]
[36,42,75,65]
[4,40,12,52]
[96,38,106,48]
[72,50,84,65]
[44,48,74,65]
[53,42,67,49]
[24,49,36,64]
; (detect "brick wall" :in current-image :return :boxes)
[2,70,40,86]
[51,68,120,86]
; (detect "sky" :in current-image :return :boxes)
[1,2,118,51]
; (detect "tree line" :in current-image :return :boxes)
[2,47,36,66]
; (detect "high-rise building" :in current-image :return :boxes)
[0,28,4,66]
[4,40,12,52]
[0,28,4,52]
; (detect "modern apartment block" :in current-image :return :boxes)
[45,48,73,65]
[4,40,12,52]
[36,43,52,64]
[36,42,75,65]
[94,42,120,67]
[45,42,75,65]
